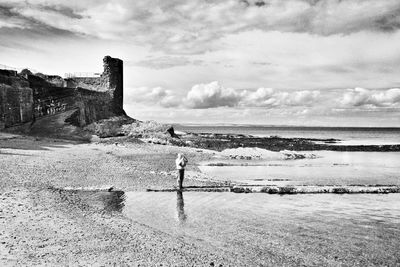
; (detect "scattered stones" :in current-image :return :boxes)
[230,185,400,194]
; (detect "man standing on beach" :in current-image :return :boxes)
[176,153,188,190]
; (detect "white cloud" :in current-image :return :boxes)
[340,88,400,107]
[123,83,400,126]
[185,81,241,108]
[241,88,320,107]
[167,81,321,109]
[240,88,275,107]
[340,88,371,107]
[125,86,179,108]
[128,81,398,111]
[371,88,400,106]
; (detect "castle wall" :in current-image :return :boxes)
[31,85,77,119]
[0,55,125,130]
[0,84,33,128]
[104,56,124,115]
[74,89,115,126]
[0,69,30,88]
[64,77,104,91]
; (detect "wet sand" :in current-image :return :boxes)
[0,134,237,266]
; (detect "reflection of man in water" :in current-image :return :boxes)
[100,191,125,212]
[176,191,187,224]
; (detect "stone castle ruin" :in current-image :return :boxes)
[0,56,125,131]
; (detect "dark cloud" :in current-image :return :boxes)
[254,1,266,7]
[0,4,33,27]
[133,56,204,69]
[0,2,84,45]
[239,0,267,7]
[374,9,400,32]
[38,4,84,19]
[0,4,13,16]
[251,61,272,66]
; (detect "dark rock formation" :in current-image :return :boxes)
[166,126,179,138]
[175,132,400,152]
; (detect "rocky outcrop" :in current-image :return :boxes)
[177,132,400,152]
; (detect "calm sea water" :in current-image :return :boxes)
[175,124,400,145]
[177,124,400,185]
[199,151,400,186]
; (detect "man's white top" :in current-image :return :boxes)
[176,154,187,170]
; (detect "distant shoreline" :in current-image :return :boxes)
[174,123,400,130]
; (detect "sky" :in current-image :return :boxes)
[1,0,400,127]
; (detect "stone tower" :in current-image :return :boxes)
[102,56,124,115]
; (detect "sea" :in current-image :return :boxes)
[119,125,400,265]
[174,124,400,145]
[174,124,400,186]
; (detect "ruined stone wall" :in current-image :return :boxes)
[0,55,125,130]
[64,77,104,91]
[0,84,33,128]
[102,56,124,115]
[32,86,77,119]
[74,88,115,126]
[44,75,65,87]
[0,70,33,128]
[61,56,125,125]
[0,69,30,88]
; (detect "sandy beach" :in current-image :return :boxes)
[0,133,241,266]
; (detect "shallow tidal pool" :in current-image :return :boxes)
[121,191,400,266]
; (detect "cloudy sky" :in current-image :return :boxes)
[1,0,400,126]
